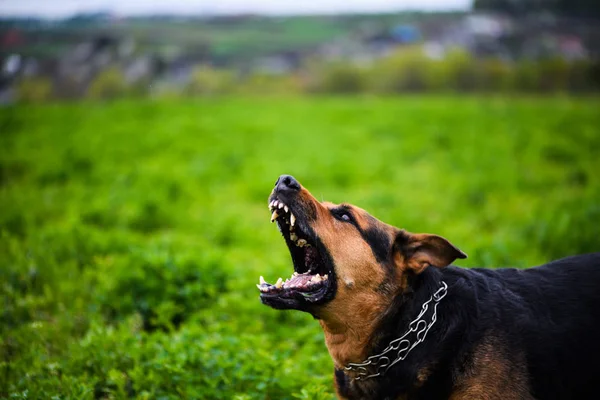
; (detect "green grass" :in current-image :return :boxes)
[1,96,599,399]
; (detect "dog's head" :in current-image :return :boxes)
[258,175,466,319]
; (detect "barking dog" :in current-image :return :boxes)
[258,175,600,400]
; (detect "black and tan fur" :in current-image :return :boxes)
[260,175,600,400]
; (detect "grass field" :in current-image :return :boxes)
[1,96,599,399]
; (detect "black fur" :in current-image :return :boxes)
[338,253,600,399]
[359,223,391,264]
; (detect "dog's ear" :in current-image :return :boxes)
[394,230,467,274]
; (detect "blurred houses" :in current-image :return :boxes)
[1,11,599,101]
[252,51,304,75]
[415,13,595,61]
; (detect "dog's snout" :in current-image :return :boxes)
[275,175,301,193]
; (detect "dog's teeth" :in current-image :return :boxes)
[278,203,284,209]
[323,274,328,280]
[260,276,266,285]
[297,239,307,247]
[269,201,274,209]
[290,214,296,226]
[271,210,279,222]
[290,232,298,242]
[284,205,289,213]
[293,272,298,277]
[276,278,283,288]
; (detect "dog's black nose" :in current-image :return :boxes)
[275,175,301,192]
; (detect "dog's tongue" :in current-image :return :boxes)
[283,274,313,289]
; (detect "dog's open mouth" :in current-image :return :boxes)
[258,196,335,309]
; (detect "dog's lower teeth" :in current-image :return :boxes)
[290,214,296,226]
[297,239,307,247]
[290,233,298,242]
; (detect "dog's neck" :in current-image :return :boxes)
[318,291,391,368]
[318,268,444,371]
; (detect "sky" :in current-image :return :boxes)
[0,0,471,18]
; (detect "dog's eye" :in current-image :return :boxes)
[332,209,353,223]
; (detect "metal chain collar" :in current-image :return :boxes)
[344,281,448,381]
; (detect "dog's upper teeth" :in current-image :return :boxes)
[284,205,289,213]
[278,203,284,209]
[269,200,275,209]
[257,280,270,292]
[271,210,279,222]
[290,214,296,227]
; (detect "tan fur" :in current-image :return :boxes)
[450,335,533,400]
[292,187,462,370]
[312,201,393,367]
[415,366,432,387]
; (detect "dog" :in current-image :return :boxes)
[258,175,600,400]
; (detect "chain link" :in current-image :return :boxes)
[344,281,448,381]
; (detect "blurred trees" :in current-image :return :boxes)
[186,67,235,95]
[308,47,599,94]
[473,0,600,18]
[13,47,600,100]
[16,77,53,102]
[87,67,128,99]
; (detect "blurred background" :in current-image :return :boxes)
[1,0,600,100]
[1,1,599,399]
